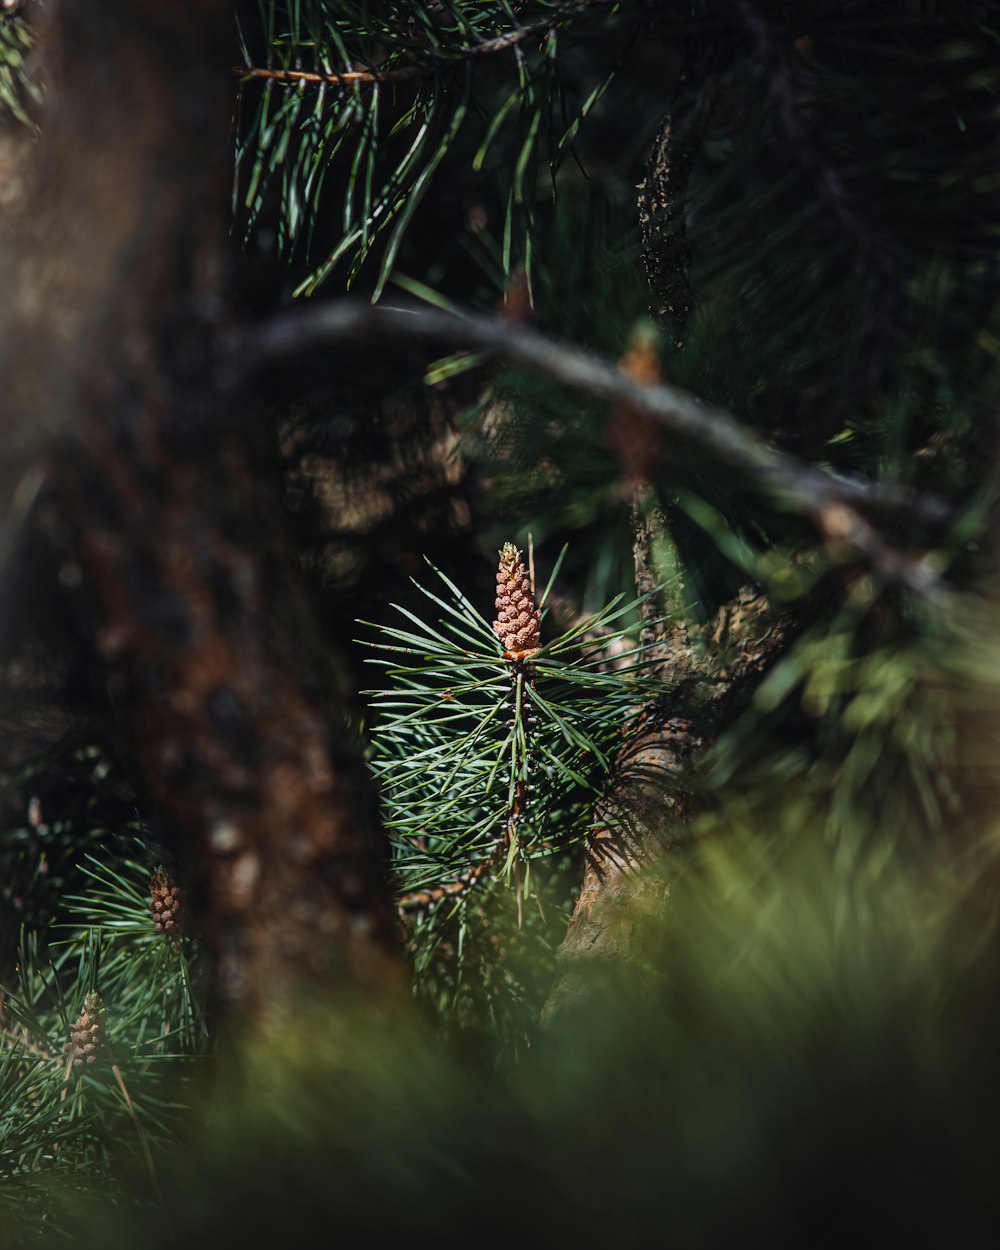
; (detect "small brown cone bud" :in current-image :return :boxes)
[70,991,105,1068]
[150,867,185,938]
[607,322,665,493]
[493,543,540,654]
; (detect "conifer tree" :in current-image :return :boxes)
[3,1,1000,1243]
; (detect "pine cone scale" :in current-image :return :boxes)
[69,992,105,1068]
[493,543,540,655]
[150,867,185,938]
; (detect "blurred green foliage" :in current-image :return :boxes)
[6,0,1000,1241]
[34,760,1000,1246]
[0,11,39,128]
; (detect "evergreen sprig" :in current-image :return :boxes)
[361,551,668,904]
[235,0,626,297]
[0,842,208,1235]
[359,547,669,1043]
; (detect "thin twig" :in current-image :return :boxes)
[235,63,419,86]
[59,1050,73,1102]
[234,2,609,89]
[243,300,955,605]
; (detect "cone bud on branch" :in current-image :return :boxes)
[150,866,185,938]
[69,991,105,1068]
[493,543,540,655]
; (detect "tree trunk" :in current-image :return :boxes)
[2,0,402,1013]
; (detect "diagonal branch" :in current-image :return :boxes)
[242,300,956,605]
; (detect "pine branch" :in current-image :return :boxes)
[364,550,667,960]
[246,300,956,604]
[234,3,613,88]
[234,0,633,296]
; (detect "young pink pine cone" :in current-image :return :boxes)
[493,543,540,654]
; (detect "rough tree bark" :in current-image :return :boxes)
[550,31,790,1012]
[543,585,795,1020]
[1,0,401,1013]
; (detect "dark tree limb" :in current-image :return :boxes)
[246,300,955,604]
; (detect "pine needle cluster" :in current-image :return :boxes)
[362,544,668,1039]
[0,792,208,1237]
[235,0,630,296]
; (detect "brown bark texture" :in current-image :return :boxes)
[1,0,401,1010]
[544,588,795,1021]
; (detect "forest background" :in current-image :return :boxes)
[2,1,1000,1244]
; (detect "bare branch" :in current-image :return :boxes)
[235,64,417,87]
[243,300,955,605]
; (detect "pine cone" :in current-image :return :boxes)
[493,543,540,654]
[150,867,184,938]
[70,991,105,1068]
